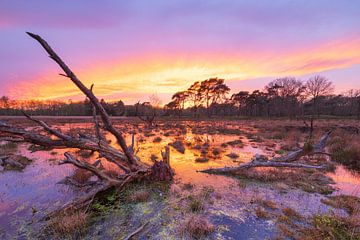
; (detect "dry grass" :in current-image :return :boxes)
[129,190,150,202]
[195,157,209,163]
[48,211,88,237]
[226,152,239,159]
[255,198,277,210]
[182,183,194,191]
[321,195,360,215]
[282,207,303,220]
[153,136,162,143]
[235,168,335,194]
[0,142,19,159]
[328,130,360,171]
[183,215,215,239]
[212,148,221,156]
[72,169,93,184]
[188,195,204,212]
[169,140,185,154]
[297,214,360,240]
[255,207,270,219]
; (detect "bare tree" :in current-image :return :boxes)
[265,77,305,118]
[135,101,156,127]
[305,75,334,117]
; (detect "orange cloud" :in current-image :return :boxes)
[7,35,360,103]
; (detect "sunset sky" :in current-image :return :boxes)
[0,0,359,104]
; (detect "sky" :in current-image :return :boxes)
[0,0,359,104]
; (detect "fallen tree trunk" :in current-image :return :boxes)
[200,131,332,175]
[201,161,325,174]
[1,32,174,215]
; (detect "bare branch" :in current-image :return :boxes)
[22,111,71,141]
[26,32,138,166]
[60,152,122,184]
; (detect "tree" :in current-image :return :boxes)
[231,91,249,116]
[199,78,230,116]
[346,89,360,118]
[165,91,189,117]
[187,81,203,118]
[305,76,334,116]
[0,96,10,108]
[265,77,305,118]
[134,94,162,127]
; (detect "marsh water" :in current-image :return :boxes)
[1,120,360,239]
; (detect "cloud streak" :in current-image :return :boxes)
[1,0,360,103]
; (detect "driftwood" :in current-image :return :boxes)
[200,131,332,175]
[0,32,173,213]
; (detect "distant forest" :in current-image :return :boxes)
[1,75,360,118]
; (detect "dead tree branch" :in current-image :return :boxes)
[200,131,332,175]
[26,32,139,166]
[1,32,174,215]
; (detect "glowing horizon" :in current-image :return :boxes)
[1,0,359,104]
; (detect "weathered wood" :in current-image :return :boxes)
[60,152,122,184]
[200,161,325,174]
[272,131,331,162]
[200,131,331,175]
[161,145,170,166]
[27,32,139,166]
[0,121,128,162]
[1,32,174,216]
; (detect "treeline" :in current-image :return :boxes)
[164,76,360,118]
[0,97,127,116]
[1,75,360,118]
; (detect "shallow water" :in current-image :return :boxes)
[0,121,359,239]
[327,165,360,197]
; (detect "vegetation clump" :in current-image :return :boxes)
[298,214,360,240]
[329,133,360,171]
[281,207,303,220]
[0,155,32,171]
[255,207,270,219]
[183,215,215,239]
[195,157,209,163]
[225,139,244,147]
[188,195,204,212]
[129,190,150,203]
[226,152,239,159]
[47,211,89,238]
[153,136,162,143]
[234,168,335,195]
[169,140,185,154]
[321,195,360,214]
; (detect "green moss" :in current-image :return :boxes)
[311,215,357,240]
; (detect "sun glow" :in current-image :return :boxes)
[7,36,360,103]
